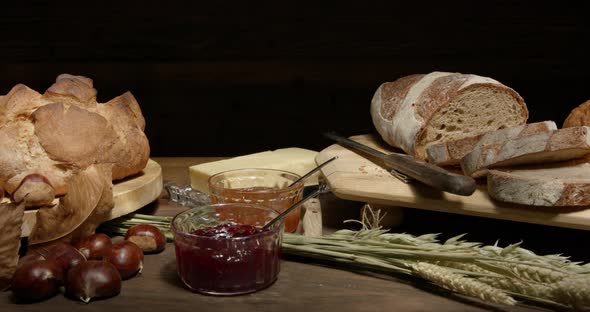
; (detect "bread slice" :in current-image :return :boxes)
[426,135,482,166]
[371,72,528,160]
[460,122,590,178]
[488,160,590,206]
[427,121,557,167]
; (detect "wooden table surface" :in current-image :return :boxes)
[0,158,545,311]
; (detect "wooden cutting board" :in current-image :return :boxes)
[20,159,163,237]
[317,134,590,231]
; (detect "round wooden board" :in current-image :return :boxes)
[20,159,163,237]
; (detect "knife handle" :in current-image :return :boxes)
[384,152,476,196]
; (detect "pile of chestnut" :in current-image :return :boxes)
[12,224,166,303]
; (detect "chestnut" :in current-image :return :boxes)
[105,241,144,280]
[74,233,113,260]
[125,224,166,253]
[43,242,86,273]
[65,260,122,303]
[12,259,63,302]
[17,252,46,267]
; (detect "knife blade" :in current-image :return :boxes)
[323,132,476,196]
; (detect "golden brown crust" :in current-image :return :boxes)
[0,202,25,290]
[0,122,29,190]
[373,72,528,159]
[98,93,150,179]
[67,163,114,242]
[556,183,590,206]
[43,74,97,106]
[0,84,44,124]
[416,74,469,121]
[12,174,56,207]
[0,74,149,201]
[33,103,118,168]
[563,99,590,128]
[28,165,107,245]
[379,74,423,120]
[106,91,146,131]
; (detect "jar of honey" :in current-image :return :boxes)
[208,168,304,233]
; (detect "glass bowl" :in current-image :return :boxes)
[171,203,284,295]
[208,168,304,233]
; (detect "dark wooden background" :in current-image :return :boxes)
[1,1,589,156]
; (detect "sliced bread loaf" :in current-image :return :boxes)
[371,72,528,160]
[487,160,590,206]
[460,122,590,178]
[426,121,556,166]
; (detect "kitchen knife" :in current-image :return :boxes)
[323,132,477,196]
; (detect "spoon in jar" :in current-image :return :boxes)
[261,182,330,231]
[262,156,337,230]
[288,156,337,187]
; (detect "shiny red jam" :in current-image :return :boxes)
[173,221,282,295]
[191,223,261,238]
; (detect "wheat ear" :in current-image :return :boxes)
[411,262,516,306]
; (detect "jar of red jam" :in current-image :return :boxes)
[171,203,284,295]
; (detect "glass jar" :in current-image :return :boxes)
[208,168,303,233]
[171,203,284,295]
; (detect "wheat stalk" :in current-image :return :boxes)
[476,260,571,284]
[551,276,590,311]
[435,261,498,277]
[477,276,554,298]
[411,262,517,305]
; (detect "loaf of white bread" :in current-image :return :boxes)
[371,71,528,161]
[372,73,590,207]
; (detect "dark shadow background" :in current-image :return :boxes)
[3,2,590,260]
[1,1,589,156]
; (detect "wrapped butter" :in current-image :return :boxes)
[189,148,319,193]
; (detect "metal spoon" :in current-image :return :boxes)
[261,183,330,231]
[262,157,337,230]
[288,156,337,187]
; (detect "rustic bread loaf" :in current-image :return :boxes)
[461,124,590,178]
[371,72,528,160]
[0,74,149,205]
[563,99,590,128]
[487,160,590,206]
[428,121,557,167]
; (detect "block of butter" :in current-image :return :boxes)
[190,147,319,193]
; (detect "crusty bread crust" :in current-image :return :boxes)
[563,99,590,128]
[0,75,149,196]
[461,124,590,178]
[488,160,590,206]
[371,72,528,160]
[426,135,484,166]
